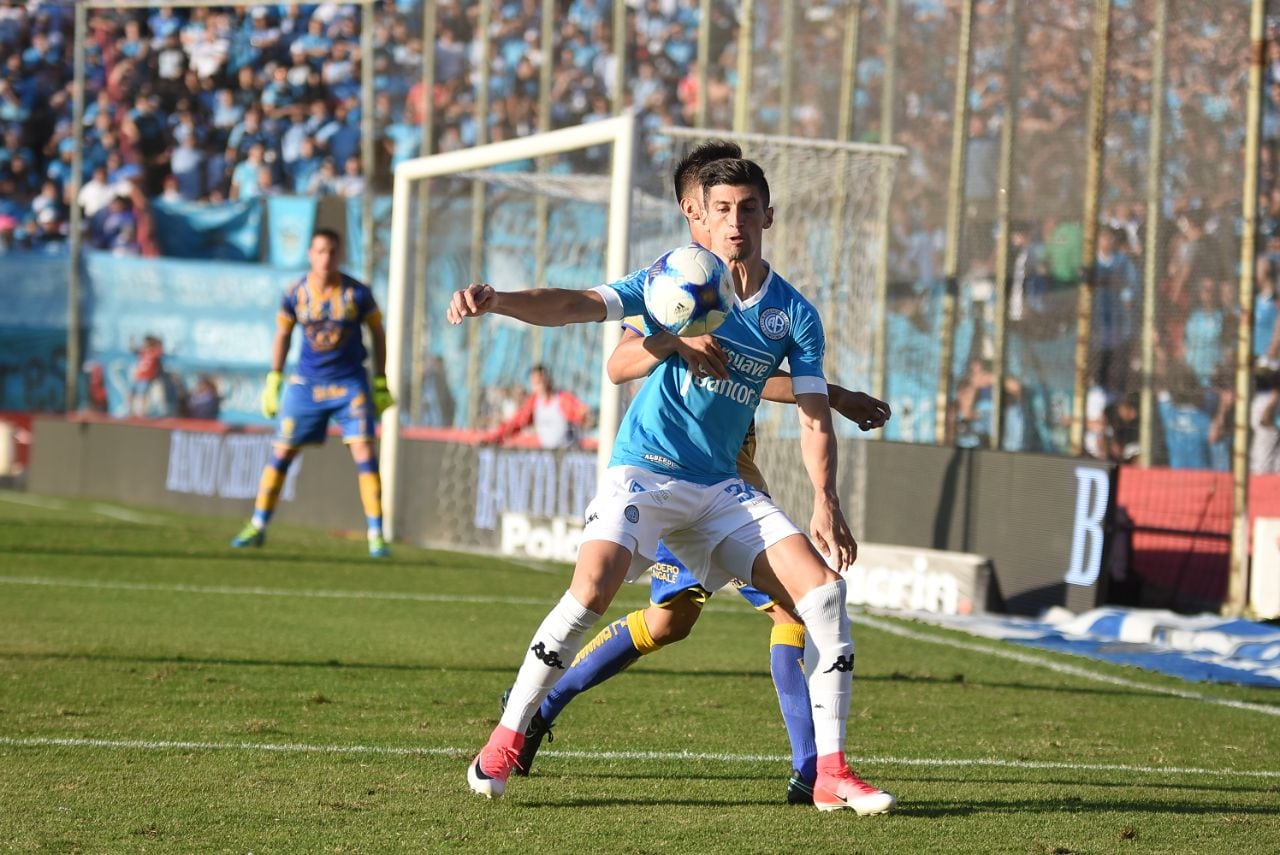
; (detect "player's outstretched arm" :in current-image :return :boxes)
[446,283,609,326]
[796,392,857,571]
[762,371,891,431]
[607,327,729,384]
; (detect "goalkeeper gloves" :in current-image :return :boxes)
[260,370,283,419]
[372,375,395,416]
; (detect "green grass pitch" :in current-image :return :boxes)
[1,491,1277,853]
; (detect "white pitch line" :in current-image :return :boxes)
[87,503,164,526]
[855,613,1280,718]
[0,492,163,525]
[0,575,552,608]
[0,492,67,510]
[2,736,1278,780]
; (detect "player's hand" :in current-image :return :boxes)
[810,494,857,572]
[372,375,395,416]
[834,390,891,431]
[446,283,497,324]
[673,334,728,380]
[260,370,283,419]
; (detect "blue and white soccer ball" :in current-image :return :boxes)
[643,244,736,337]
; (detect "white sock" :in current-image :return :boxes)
[794,579,853,758]
[499,591,602,734]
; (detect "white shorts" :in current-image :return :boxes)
[581,465,803,591]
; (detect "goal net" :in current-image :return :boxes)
[382,117,902,541]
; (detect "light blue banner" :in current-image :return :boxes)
[4,251,72,329]
[0,326,65,410]
[266,195,317,269]
[344,194,392,285]
[150,198,263,261]
[83,252,287,421]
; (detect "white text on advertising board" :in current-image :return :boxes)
[846,558,965,614]
[165,430,301,500]
[500,513,583,562]
[473,448,595,531]
[1064,467,1109,587]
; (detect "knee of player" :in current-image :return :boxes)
[762,603,803,626]
[644,600,701,644]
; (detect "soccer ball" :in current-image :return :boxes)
[643,244,736,337]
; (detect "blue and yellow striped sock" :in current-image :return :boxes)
[539,610,659,725]
[356,457,382,538]
[251,449,293,529]
[770,623,817,782]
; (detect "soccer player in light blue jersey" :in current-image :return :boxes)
[501,144,890,806]
[448,156,895,814]
[230,228,396,557]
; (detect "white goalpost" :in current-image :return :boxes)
[381,117,903,544]
[382,114,637,539]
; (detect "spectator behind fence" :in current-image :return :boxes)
[481,365,587,449]
[419,354,455,428]
[1157,362,1214,470]
[1252,366,1280,473]
[1104,392,1142,464]
[1091,226,1139,393]
[129,335,165,417]
[184,373,221,420]
[334,154,366,197]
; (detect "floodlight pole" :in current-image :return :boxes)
[66,1,86,412]
[409,0,438,424]
[935,0,975,446]
[1139,0,1167,468]
[1226,0,1268,617]
[361,0,375,285]
[696,0,712,128]
[733,0,755,133]
[1069,0,1114,456]
[990,0,1023,451]
[872,0,899,404]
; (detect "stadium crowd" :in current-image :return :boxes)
[2,0,1278,467]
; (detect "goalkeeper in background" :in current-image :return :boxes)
[231,227,395,557]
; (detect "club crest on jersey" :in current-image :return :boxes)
[759,307,791,340]
[624,505,640,523]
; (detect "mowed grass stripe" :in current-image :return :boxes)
[0,574,552,607]
[5,736,1278,780]
[5,572,1278,719]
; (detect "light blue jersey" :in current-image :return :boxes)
[594,262,827,485]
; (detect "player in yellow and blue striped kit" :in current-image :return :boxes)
[231,228,395,557]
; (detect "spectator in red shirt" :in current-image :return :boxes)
[481,365,588,449]
[129,334,164,416]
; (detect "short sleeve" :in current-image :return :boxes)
[786,299,827,394]
[591,266,648,321]
[278,283,298,324]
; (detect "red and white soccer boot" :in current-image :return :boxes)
[466,725,525,799]
[813,765,897,815]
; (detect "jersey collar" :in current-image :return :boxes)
[737,262,774,310]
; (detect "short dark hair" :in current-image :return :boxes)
[311,227,342,247]
[699,157,770,208]
[671,139,743,203]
